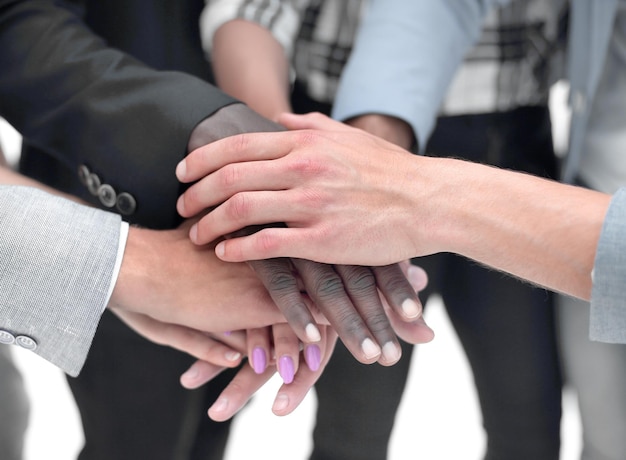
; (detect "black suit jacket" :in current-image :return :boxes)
[0,0,236,228]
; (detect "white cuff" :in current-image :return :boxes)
[103,221,130,312]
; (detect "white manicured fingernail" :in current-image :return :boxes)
[382,342,401,363]
[305,323,321,342]
[402,298,421,318]
[361,338,381,360]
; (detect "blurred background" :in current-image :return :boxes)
[1,81,582,459]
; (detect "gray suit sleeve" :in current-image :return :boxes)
[0,186,122,376]
[590,188,626,343]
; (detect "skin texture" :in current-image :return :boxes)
[177,112,611,301]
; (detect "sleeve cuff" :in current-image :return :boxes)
[589,188,626,343]
[103,221,129,313]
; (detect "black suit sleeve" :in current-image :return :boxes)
[0,0,238,228]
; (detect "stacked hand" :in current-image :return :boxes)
[1,117,435,421]
[133,112,435,420]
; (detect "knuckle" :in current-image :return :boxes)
[287,156,325,176]
[233,132,250,153]
[376,267,412,295]
[312,272,345,300]
[224,193,250,221]
[294,187,330,211]
[257,263,299,295]
[255,229,282,253]
[334,310,367,337]
[366,312,393,336]
[342,267,377,293]
[217,164,241,190]
[273,335,297,348]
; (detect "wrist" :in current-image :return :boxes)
[108,226,155,312]
[346,114,415,150]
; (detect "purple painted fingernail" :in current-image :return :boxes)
[305,345,321,371]
[252,347,266,374]
[278,356,295,384]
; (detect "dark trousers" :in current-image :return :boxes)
[67,311,236,460]
[300,87,562,460]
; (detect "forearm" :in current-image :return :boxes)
[421,157,611,299]
[212,20,292,120]
[344,116,602,297]
[333,0,496,149]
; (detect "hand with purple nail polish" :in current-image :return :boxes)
[179,324,336,421]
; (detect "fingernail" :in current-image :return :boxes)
[215,241,225,258]
[211,396,228,414]
[252,347,266,374]
[361,338,381,360]
[273,393,289,412]
[176,160,186,179]
[382,342,401,363]
[223,331,232,336]
[180,363,199,383]
[305,323,321,342]
[176,195,185,215]
[189,224,198,243]
[225,350,241,362]
[402,298,421,319]
[278,356,295,384]
[305,345,321,371]
[407,265,427,290]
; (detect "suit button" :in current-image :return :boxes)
[78,165,91,185]
[0,330,15,345]
[98,184,117,208]
[15,335,37,351]
[116,192,137,215]
[87,173,101,196]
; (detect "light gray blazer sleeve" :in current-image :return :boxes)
[0,185,122,376]
[590,188,626,343]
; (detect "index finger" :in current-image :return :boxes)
[176,131,294,184]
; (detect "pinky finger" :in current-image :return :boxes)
[180,361,227,389]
